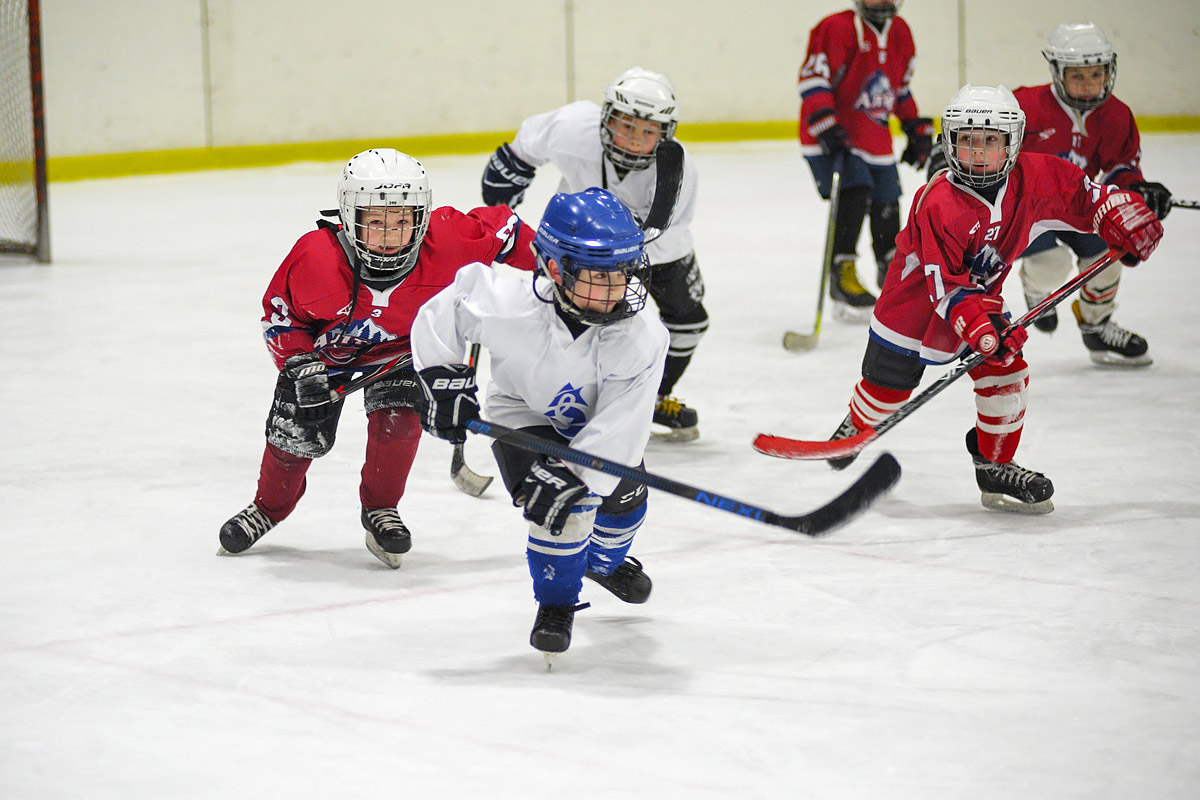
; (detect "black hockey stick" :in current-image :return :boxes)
[1170,198,1199,210]
[641,139,685,243]
[755,248,1122,461]
[783,154,843,352]
[450,343,494,497]
[465,419,900,536]
[333,349,413,399]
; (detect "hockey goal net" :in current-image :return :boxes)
[0,0,49,262]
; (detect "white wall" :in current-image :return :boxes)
[40,0,1200,158]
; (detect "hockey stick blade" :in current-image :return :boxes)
[451,443,493,497]
[465,418,900,536]
[1170,198,1199,210]
[753,427,877,461]
[782,329,820,352]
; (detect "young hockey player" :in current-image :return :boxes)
[411,188,668,661]
[930,23,1172,365]
[827,84,1163,513]
[797,0,934,317]
[218,148,535,568]
[479,67,705,442]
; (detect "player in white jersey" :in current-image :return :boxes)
[412,188,669,659]
[480,67,706,442]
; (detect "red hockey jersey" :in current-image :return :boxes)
[797,9,919,164]
[261,205,535,375]
[871,153,1119,364]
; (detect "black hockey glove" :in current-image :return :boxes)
[926,143,948,178]
[415,363,479,444]
[481,143,536,208]
[806,109,850,158]
[1129,181,1172,221]
[521,456,588,535]
[900,117,935,168]
[282,353,335,422]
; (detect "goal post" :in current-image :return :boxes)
[0,0,49,263]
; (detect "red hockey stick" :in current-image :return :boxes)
[754,248,1123,461]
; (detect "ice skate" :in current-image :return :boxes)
[1072,300,1152,367]
[966,429,1054,514]
[531,602,589,669]
[829,257,876,323]
[218,503,277,555]
[361,507,411,569]
[1024,289,1058,333]
[585,556,652,604]
[827,413,861,471]
[651,395,699,442]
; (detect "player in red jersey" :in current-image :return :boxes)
[798,0,934,318]
[826,85,1163,513]
[218,148,536,567]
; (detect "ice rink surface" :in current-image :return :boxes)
[2,137,1198,798]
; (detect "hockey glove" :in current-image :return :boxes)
[806,109,850,158]
[521,456,588,535]
[415,363,479,444]
[481,143,536,208]
[949,294,1028,367]
[282,353,335,421]
[900,118,935,168]
[1129,181,1172,221]
[926,143,948,178]
[1094,190,1164,266]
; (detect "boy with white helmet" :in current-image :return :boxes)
[219,149,536,567]
[412,188,668,660]
[826,85,1163,513]
[480,67,706,442]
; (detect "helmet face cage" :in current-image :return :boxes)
[533,188,650,326]
[1043,23,1117,112]
[854,1,902,28]
[338,149,432,279]
[940,85,1026,189]
[600,68,679,172]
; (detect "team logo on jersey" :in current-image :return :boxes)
[853,71,896,127]
[544,382,589,437]
[314,318,396,365]
[1037,128,1057,140]
[967,244,1007,284]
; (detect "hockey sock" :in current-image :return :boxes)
[869,201,900,265]
[587,503,648,576]
[360,407,422,510]
[847,379,912,431]
[255,442,312,522]
[968,357,1029,463]
[1075,258,1123,325]
[658,354,691,397]
[527,507,597,607]
[832,185,870,258]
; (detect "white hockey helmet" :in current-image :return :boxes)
[600,67,679,171]
[854,1,903,28]
[939,84,1026,188]
[1042,22,1117,111]
[337,148,431,279]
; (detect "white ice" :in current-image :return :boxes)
[2,138,1199,799]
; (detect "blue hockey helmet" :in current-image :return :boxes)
[533,188,650,325]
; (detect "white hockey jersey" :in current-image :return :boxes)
[509,100,699,265]
[411,263,669,496]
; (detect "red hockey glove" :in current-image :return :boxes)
[1094,191,1164,266]
[949,294,1028,367]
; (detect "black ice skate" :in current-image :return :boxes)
[218,503,278,555]
[1072,300,1152,367]
[1024,290,1058,333]
[966,429,1054,514]
[829,257,876,323]
[531,601,590,668]
[827,413,861,472]
[652,395,699,442]
[361,507,412,569]
[585,556,652,604]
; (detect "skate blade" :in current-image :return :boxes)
[1087,351,1153,368]
[542,652,557,671]
[365,532,404,569]
[215,546,237,557]
[831,302,874,324]
[650,425,699,443]
[981,492,1055,515]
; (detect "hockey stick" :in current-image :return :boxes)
[1170,198,1199,210]
[465,418,900,536]
[783,155,843,352]
[333,350,413,398]
[754,248,1123,461]
[641,139,685,243]
[450,343,494,497]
